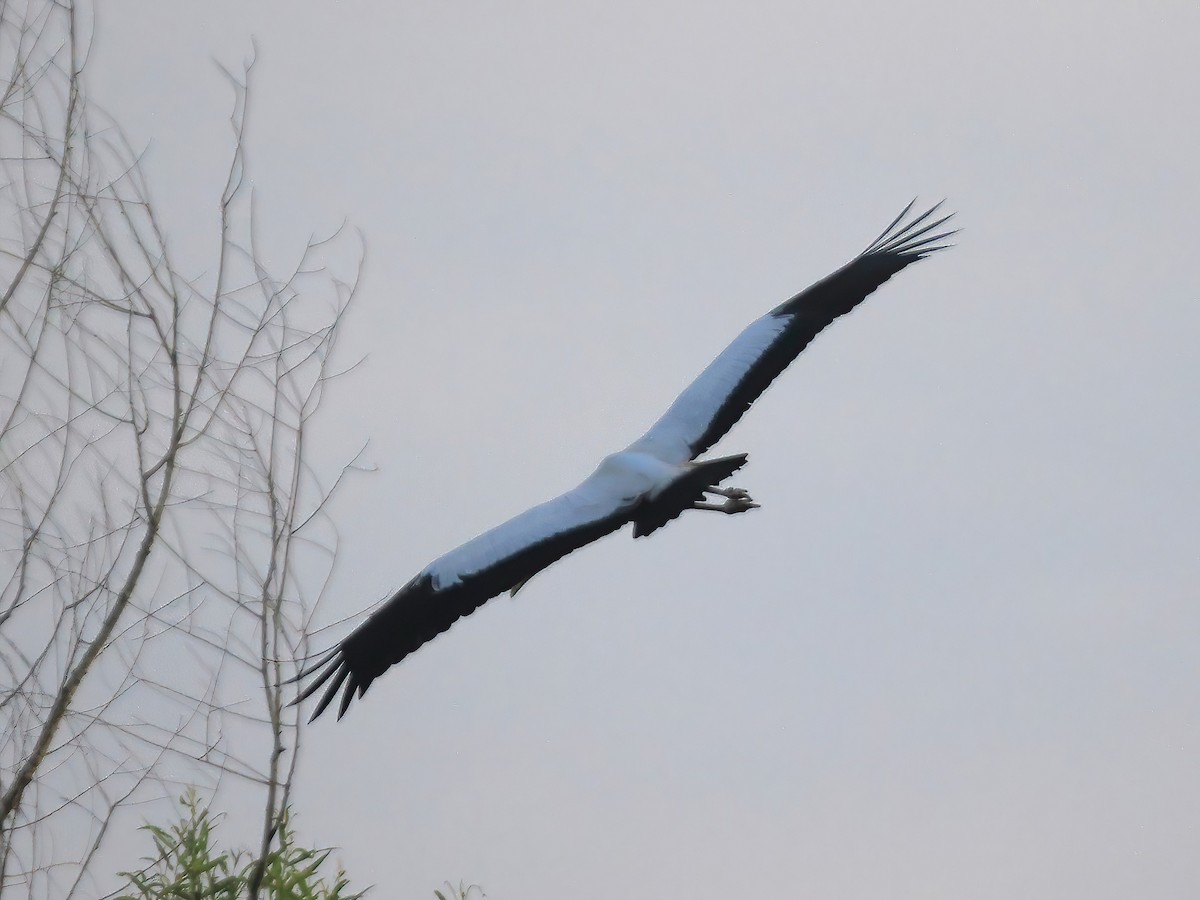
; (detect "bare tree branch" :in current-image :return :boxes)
[0,3,363,897]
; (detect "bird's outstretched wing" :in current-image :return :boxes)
[629,201,956,463]
[295,480,638,721]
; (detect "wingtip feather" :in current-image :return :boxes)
[309,661,350,722]
[864,200,957,260]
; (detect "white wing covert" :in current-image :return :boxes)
[630,314,791,464]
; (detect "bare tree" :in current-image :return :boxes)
[0,2,361,897]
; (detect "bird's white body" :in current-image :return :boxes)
[425,449,685,590]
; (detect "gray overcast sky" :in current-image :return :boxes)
[92,1,1198,897]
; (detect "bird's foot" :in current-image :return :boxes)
[706,485,752,500]
[692,495,760,515]
[719,495,760,514]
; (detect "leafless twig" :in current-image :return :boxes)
[0,3,363,897]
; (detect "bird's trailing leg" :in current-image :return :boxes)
[692,484,760,515]
[706,485,751,500]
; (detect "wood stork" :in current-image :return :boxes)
[296,201,955,720]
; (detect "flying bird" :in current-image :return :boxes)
[296,200,955,720]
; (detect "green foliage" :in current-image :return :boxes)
[433,882,486,900]
[116,790,365,900]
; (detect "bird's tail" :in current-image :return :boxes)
[633,453,748,538]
